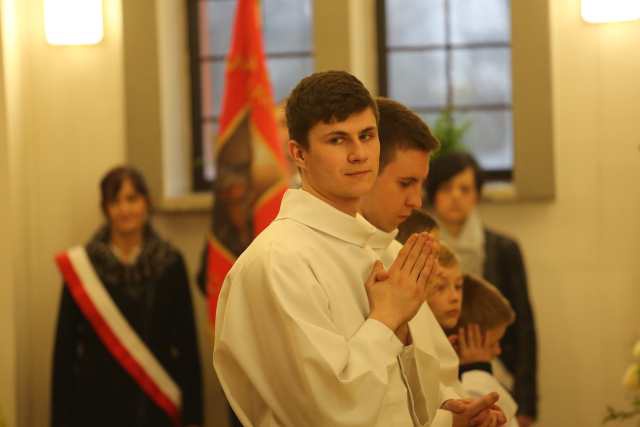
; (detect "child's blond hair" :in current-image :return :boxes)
[437,242,459,268]
[459,274,515,332]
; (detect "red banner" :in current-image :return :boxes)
[207,0,288,326]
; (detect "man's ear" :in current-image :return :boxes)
[288,140,307,170]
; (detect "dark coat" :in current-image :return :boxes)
[483,228,538,419]
[52,229,203,427]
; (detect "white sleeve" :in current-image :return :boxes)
[461,370,519,423]
[429,371,519,427]
[399,345,430,426]
[429,409,453,427]
[409,302,464,422]
[214,243,404,427]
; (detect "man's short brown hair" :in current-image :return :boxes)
[376,97,440,171]
[459,274,515,332]
[285,71,378,150]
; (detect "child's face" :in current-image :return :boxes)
[427,263,463,330]
[484,324,508,358]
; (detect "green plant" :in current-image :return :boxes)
[604,342,640,424]
[604,397,640,424]
[431,108,471,161]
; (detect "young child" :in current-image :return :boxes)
[428,244,520,427]
[456,274,519,427]
[426,243,463,334]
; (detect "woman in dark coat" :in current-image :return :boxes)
[426,152,538,427]
[52,166,203,427]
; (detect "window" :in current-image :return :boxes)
[378,0,512,180]
[187,0,314,191]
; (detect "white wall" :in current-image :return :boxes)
[1,0,24,425]
[1,0,127,425]
[480,1,640,425]
[0,3,17,425]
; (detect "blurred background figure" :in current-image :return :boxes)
[52,166,203,427]
[426,152,538,427]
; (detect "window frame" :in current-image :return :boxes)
[187,0,209,192]
[375,0,513,183]
[120,0,553,212]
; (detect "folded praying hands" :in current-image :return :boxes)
[365,233,438,340]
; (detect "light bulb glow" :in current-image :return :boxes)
[582,0,640,23]
[44,0,104,45]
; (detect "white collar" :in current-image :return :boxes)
[276,189,397,249]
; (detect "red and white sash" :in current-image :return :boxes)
[55,246,182,426]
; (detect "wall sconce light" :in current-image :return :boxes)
[44,0,104,45]
[582,0,640,23]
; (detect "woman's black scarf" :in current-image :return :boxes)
[85,223,178,300]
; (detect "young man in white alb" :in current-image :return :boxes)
[360,97,506,427]
[214,70,439,426]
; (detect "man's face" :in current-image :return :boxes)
[427,264,463,330]
[433,167,479,226]
[290,108,379,214]
[361,148,430,232]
